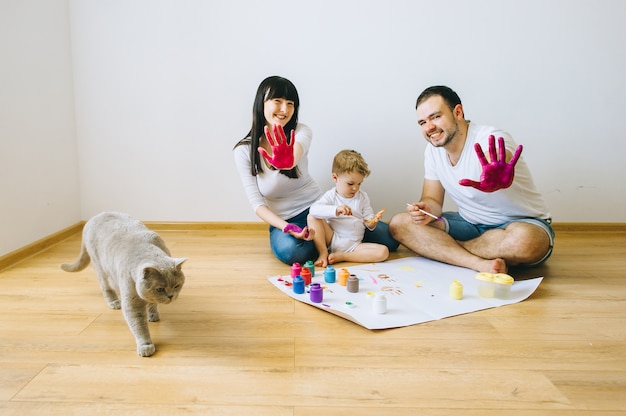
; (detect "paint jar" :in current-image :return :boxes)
[338,268,349,286]
[310,283,323,303]
[449,280,463,300]
[373,292,387,314]
[475,272,495,298]
[290,262,301,279]
[304,260,315,277]
[493,273,514,299]
[293,276,305,294]
[300,268,312,286]
[324,265,336,283]
[347,275,359,293]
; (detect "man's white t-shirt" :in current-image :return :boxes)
[424,123,550,225]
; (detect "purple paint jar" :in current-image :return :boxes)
[310,283,323,303]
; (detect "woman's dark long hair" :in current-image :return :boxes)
[234,76,300,178]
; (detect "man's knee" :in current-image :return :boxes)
[388,213,409,237]
[507,223,552,264]
[521,237,551,264]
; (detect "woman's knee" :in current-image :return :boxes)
[271,234,317,265]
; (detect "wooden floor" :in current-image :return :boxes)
[0,226,625,415]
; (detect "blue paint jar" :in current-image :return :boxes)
[324,265,336,283]
[293,276,305,294]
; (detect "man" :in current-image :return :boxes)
[389,86,553,273]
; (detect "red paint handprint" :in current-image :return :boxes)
[258,124,295,170]
[459,135,523,193]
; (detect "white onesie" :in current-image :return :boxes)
[309,188,375,252]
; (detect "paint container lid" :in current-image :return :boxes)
[493,273,514,285]
[475,272,494,282]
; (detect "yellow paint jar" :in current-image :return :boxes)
[449,280,463,300]
[493,273,514,299]
[475,272,495,298]
[338,268,349,286]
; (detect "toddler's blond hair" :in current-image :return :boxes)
[332,149,370,177]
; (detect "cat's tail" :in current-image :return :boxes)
[60,243,91,272]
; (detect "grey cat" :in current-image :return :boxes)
[61,212,186,357]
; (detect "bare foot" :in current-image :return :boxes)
[314,254,329,268]
[477,258,507,273]
[328,252,348,264]
[491,258,507,273]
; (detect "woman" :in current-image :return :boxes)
[234,76,398,265]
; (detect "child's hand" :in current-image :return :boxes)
[336,205,352,216]
[364,209,385,230]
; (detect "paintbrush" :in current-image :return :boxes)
[406,203,443,221]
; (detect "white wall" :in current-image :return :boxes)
[2,0,625,256]
[0,0,80,256]
[69,0,626,223]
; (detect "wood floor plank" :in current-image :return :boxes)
[0,312,99,336]
[0,363,46,401]
[488,316,626,341]
[0,403,294,416]
[295,337,626,372]
[13,364,571,410]
[295,408,624,416]
[545,370,626,411]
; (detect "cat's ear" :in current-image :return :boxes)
[173,258,187,270]
[143,267,160,280]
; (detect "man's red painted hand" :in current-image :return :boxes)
[459,135,523,193]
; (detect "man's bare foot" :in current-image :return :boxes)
[473,257,507,273]
[491,258,507,273]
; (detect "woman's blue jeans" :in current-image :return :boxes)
[269,208,399,265]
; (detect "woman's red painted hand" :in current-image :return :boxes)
[258,124,295,170]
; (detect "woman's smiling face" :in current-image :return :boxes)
[264,97,294,127]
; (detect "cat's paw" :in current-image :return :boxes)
[137,343,156,357]
[108,300,121,309]
[148,304,160,322]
